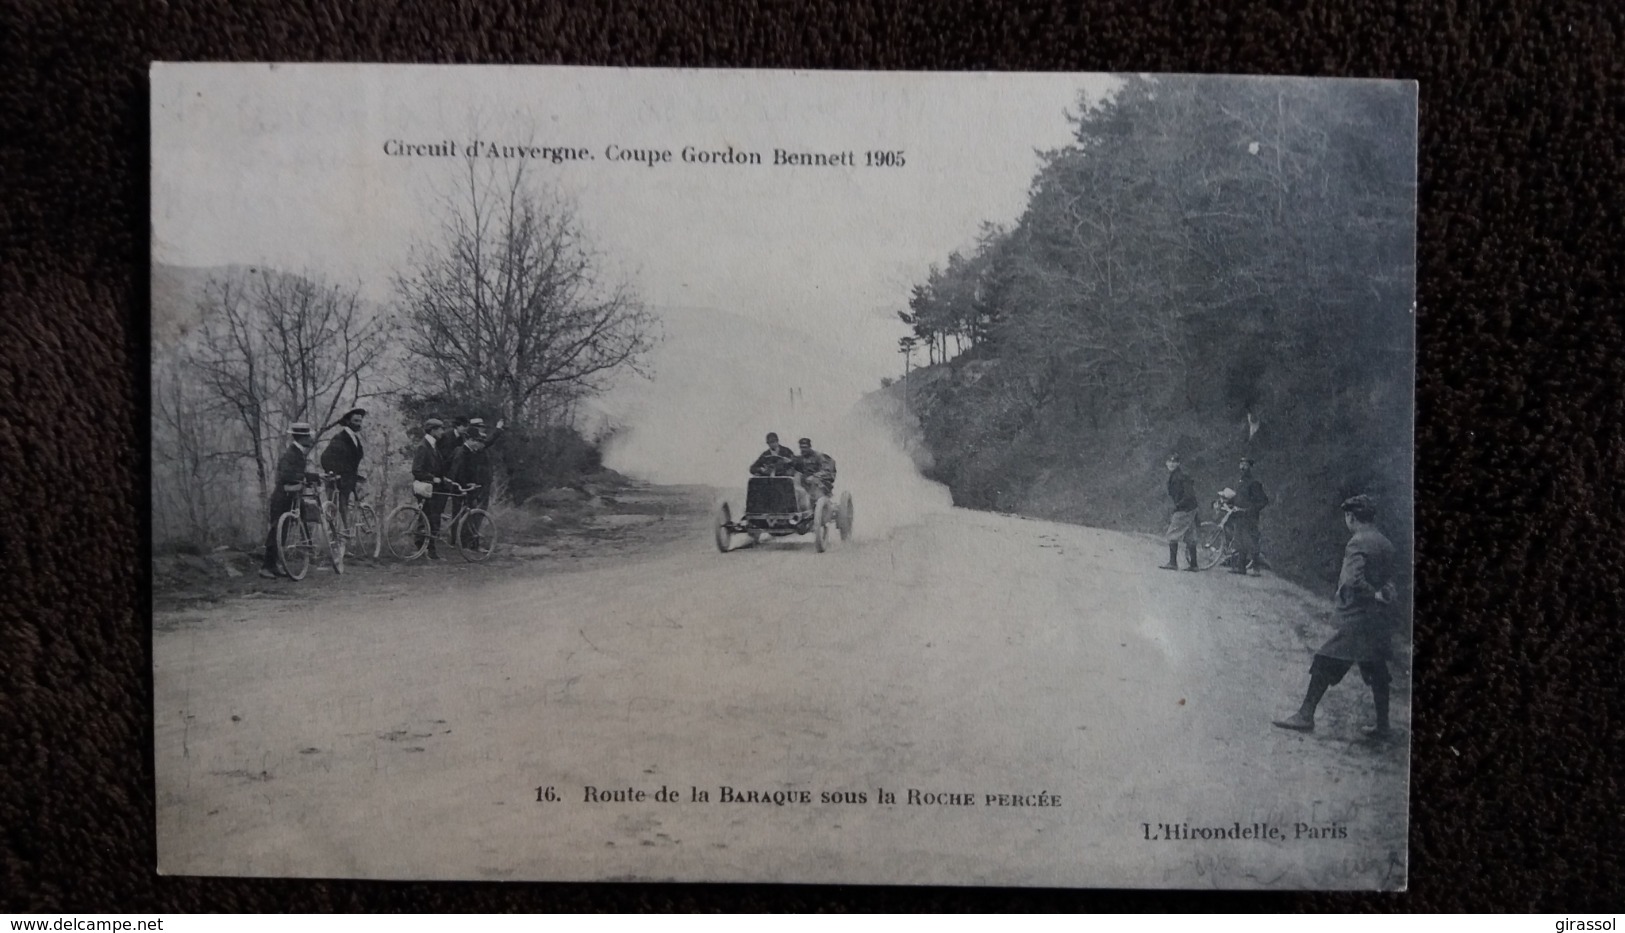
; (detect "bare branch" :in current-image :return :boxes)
[395,156,655,424]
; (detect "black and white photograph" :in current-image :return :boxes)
[149,64,1416,889]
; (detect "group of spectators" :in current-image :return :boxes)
[1160,453,1268,573]
[259,406,377,578]
[1158,452,1401,743]
[410,415,505,559]
[257,409,506,576]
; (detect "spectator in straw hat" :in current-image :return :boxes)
[260,422,318,578]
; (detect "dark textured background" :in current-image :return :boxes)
[3,0,1622,913]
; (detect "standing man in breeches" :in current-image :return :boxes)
[1160,453,1200,571]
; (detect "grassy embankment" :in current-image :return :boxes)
[876,358,1413,603]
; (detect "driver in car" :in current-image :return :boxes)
[792,436,837,510]
[750,432,798,476]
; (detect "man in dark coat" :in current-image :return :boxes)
[1229,456,1269,575]
[1160,453,1200,571]
[449,430,494,509]
[260,422,318,578]
[750,432,797,476]
[411,418,450,558]
[1272,495,1400,739]
[319,407,366,527]
[448,429,495,549]
[448,416,471,455]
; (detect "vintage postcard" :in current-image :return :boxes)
[150,64,1416,888]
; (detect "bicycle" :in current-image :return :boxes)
[1194,499,1243,571]
[321,474,381,560]
[384,482,497,562]
[276,471,346,580]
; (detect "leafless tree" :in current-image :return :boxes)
[186,269,391,506]
[151,364,249,546]
[395,156,656,426]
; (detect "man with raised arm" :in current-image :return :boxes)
[468,416,505,451]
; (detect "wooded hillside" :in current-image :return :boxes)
[891,75,1415,589]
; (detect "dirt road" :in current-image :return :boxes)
[154,485,1409,888]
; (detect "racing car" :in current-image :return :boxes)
[714,474,853,553]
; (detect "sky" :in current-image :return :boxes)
[151,64,1114,383]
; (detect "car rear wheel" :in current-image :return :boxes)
[813,498,830,553]
[836,491,853,541]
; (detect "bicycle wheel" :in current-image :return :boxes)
[322,498,344,536]
[385,504,431,560]
[456,508,497,562]
[323,517,345,574]
[1194,522,1232,571]
[355,503,381,558]
[277,512,312,581]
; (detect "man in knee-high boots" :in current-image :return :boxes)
[1272,495,1400,740]
[1160,454,1200,571]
